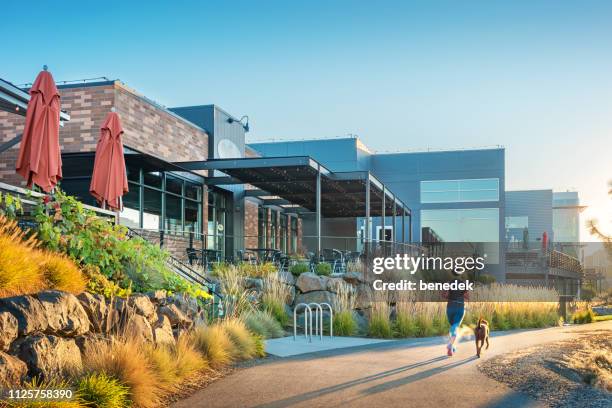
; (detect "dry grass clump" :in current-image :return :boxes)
[0,216,86,297]
[333,282,358,336]
[368,291,393,338]
[191,324,235,367]
[569,346,612,391]
[82,337,163,408]
[221,318,258,359]
[261,274,291,326]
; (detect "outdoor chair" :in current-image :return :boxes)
[186,247,201,266]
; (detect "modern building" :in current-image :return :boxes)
[0,76,587,288]
[252,138,506,280]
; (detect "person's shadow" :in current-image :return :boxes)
[255,355,474,408]
[361,355,478,395]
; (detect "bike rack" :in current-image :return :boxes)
[320,302,334,339]
[308,303,324,340]
[293,302,333,341]
[293,303,312,342]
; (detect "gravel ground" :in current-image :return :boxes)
[478,329,612,408]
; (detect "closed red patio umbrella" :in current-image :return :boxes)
[15,67,62,192]
[89,109,128,210]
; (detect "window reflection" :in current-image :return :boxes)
[421,179,499,203]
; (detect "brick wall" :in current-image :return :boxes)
[0,80,208,186]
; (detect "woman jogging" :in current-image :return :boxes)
[442,278,469,356]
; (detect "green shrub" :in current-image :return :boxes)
[77,373,130,408]
[253,334,266,357]
[315,263,332,276]
[244,310,284,338]
[289,263,309,276]
[31,189,209,300]
[394,313,419,338]
[333,310,357,336]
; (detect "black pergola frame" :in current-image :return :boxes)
[175,156,412,255]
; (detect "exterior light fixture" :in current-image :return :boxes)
[227,115,249,132]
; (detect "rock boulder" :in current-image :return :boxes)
[0,311,18,351]
[0,295,48,335]
[12,334,82,380]
[159,303,193,329]
[0,351,27,388]
[152,314,175,346]
[295,273,325,293]
[37,291,90,337]
[129,294,157,323]
[77,292,109,333]
[295,290,337,306]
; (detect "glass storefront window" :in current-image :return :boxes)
[165,194,182,234]
[166,174,183,195]
[207,190,227,256]
[185,182,200,200]
[290,217,298,253]
[421,179,499,203]
[185,200,199,237]
[119,183,140,228]
[143,171,162,188]
[126,162,140,183]
[421,208,499,242]
[143,188,162,230]
[270,211,277,249]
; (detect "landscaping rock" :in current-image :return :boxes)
[153,314,175,346]
[286,285,296,306]
[0,312,18,351]
[0,351,27,388]
[354,283,373,309]
[147,290,167,305]
[168,294,200,320]
[75,334,105,356]
[245,278,264,291]
[0,295,48,335]
[295,290,337,306]
[159,303,193,329]
[129,294,157,323]
[295,273,325,293]
[123,314,154,343]
[12,334,82,380]
[77,292,109,333]
[279,271,296,286]
[37,291,90,337]
[343,271,365,285]
[326,277,346,293]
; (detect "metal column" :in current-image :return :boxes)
[381,186,386,242]
[392,199,397,250]
[316,165,322,257]
[365,176,370,249]
[401,208,405,243]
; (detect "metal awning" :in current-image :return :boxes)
[175,156,411,218]
[0,78,70,121]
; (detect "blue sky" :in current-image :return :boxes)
[2,0,611,239]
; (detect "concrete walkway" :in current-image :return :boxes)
[265,336,393,357]
[173,321,612,408]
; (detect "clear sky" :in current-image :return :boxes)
[2,0,611,240]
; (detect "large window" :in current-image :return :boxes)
[290,216,298,254]
[207,191,227,254]
[258,207,268,248]
[421,208,500,262]
[421,179,499,203]
[117,167,203,238]
[421,208,499,242]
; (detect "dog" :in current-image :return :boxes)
[474,317,490,358]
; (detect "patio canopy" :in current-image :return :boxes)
[176,156,412,252]
[174,156,411,219]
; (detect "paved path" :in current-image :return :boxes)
[173,321,612,408]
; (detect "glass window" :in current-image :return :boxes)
[270,211,278,249]
[185,200,200,237]
[258,207,268,249]
[505,216,528,229]
[421,179,499,203]
[142,188,162,230]
[119,183,140,228]
[185,182,200,200]
[290,217,298,253]
[165,194,182,234]
[126,162,140,183]
[421,208,499,242]
[166,174,183,195]
[143,171,162,189]
[280,214,288,253]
